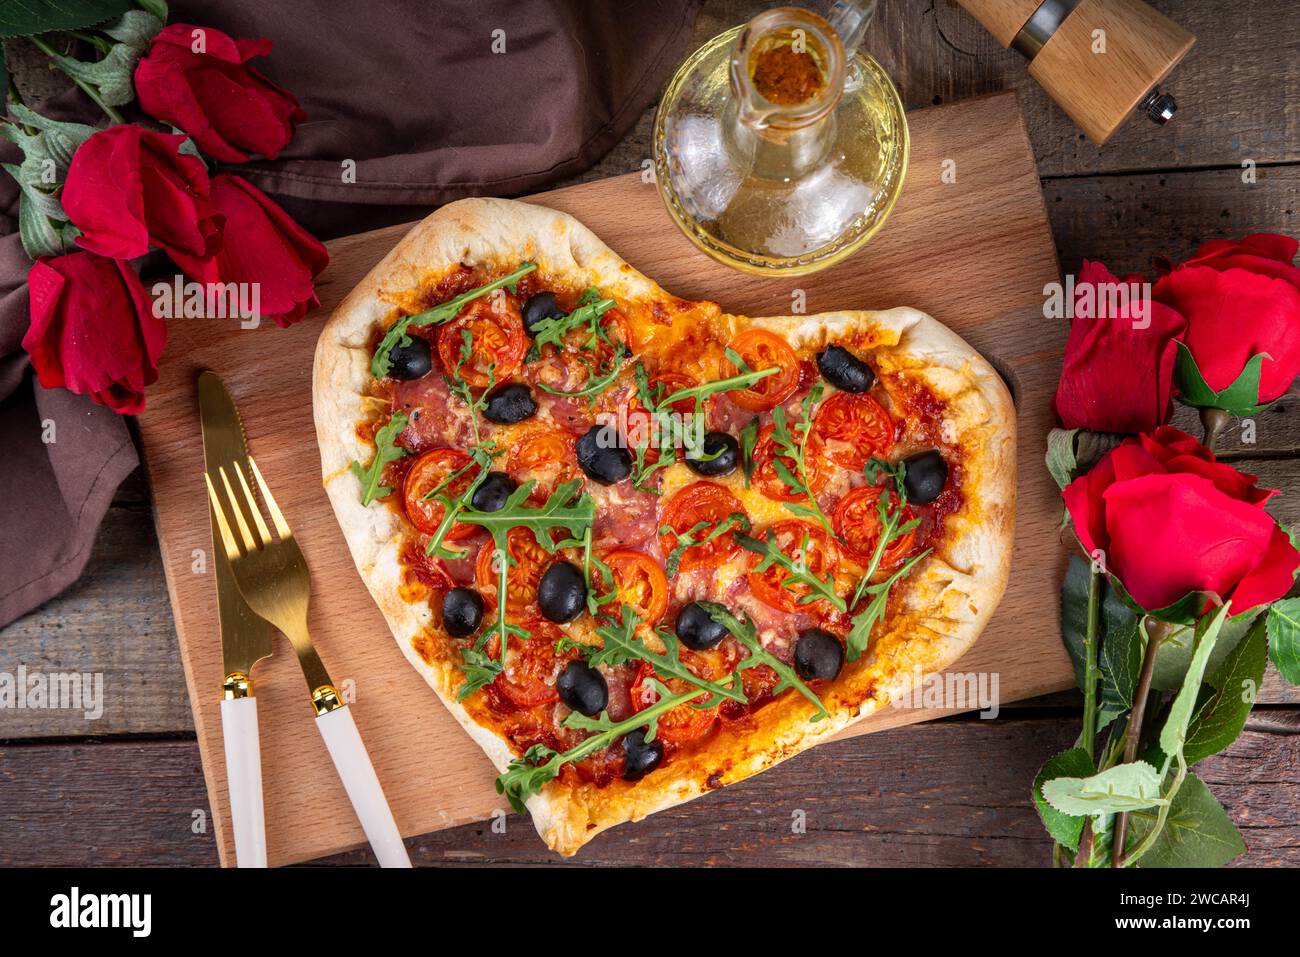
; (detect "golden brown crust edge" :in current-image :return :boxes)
[312,197,1016,857]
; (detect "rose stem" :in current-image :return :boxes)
[1199,407,1231,453]
[1111,615,1168,867]
[29,35,126,125]
[1067,566,1103,867]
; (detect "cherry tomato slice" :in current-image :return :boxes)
[813,392,895,470]
[602,549,670,624]
[723,329,800,412]
[402,448,480,538]
[629,660,718,745]
[833,485,917,567]
[491,625,573,709]
[659,481,748,572]
[507,428,580,502]
[752,424,826,503]
[746,520,840,613]
[475,527,552,615]
[437,295,527,388]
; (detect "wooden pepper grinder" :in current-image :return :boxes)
[956,0,1194,144]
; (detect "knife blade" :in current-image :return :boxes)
[199,370,273,867]
[199,371,274,688]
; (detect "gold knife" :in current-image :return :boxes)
[199,371,273,868]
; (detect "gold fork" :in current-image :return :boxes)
[205,456,411,868]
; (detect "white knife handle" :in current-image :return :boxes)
[315,705,412,868]
[220,696,267,868]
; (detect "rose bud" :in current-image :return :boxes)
[134,23,304,163]
[169,175,328,328]
[1154,233,1300,407]
[62,126,222,264]
[22,253,166,415]
[1053,261,1187,433]
[1063,426,1299,615]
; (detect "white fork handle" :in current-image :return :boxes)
[316,705,412,868]
[220,696,267,868]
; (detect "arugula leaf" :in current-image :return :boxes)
[458,478,593,555]
[580,529,619,615]
[535,343,627,401]
[700,602,829,722]
[457,636,503,701]
[496,685,705,812]
[529,288,617,355]
[659,511,750,577]
[739,417,760,487]
[656,364,779,413]
[478,541,532,663]
[371,261,536,377]
[769,385,835,534]
[735,529,847,613]
[349,412,410,505]
[572,606,747,704]
[845,549,929,661]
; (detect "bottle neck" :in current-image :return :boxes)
[723,98,836,180]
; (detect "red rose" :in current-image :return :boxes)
[135,23,303,163]
[170,175,328,327]
[23,252,166,415]
[1063,426,1299,614]
[63,125,222,263]
[1154,233,1300,404]
[1053,261,1186,433]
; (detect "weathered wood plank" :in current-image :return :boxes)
[1,717,1293,867]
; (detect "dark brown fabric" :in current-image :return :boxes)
[0,0,703,627]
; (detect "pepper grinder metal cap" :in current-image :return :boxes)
[956,0,1195,144]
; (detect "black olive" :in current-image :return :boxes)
[795,628,844,681]
[522,291,565,337]
[621,728,664,781]
[471,471,516,512]
[676,601,728,651]
[556,661,608,717]
[817,345,874,393]
[576,425,632,485]
[386,336,432,380]
[483,384,537,424]
[537,561,586,623]
[441,588,484,638]
[685,431,739,477]
[903,449,948,505]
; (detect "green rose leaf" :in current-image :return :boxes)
[1151,610,1255,692]
[1183,615,1267,765]
[1032,746,1096,850]
[1266,597,1300,685]
[1041,760,1168,816]
[1129,772,1246,868]
[0,0,134,38]
[1173,342,1271,417]
[1059,554,1141,729]
[1045,428,1080,491]
[1158,603,1232,761]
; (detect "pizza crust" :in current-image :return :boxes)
[313,197,1016,857]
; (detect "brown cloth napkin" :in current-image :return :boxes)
[0,0,703,627]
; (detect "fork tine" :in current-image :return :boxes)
[204,473,243,560]
[233,462,273,545]
[218,466,260,552]
[248,456,292,539]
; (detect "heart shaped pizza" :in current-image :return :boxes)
[314,197,1015,856]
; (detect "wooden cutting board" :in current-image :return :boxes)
[138,91,1073,866]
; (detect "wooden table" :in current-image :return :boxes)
[1,0,1297,867]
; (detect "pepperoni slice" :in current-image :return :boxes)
[629,659,718,745]
[722,329,800,412]
[813,392,894,470]
[603,549,670,624]
[659,481,748,572]
[833,485,917,567]
[475,527,552,614]
[402,448,480,537]
[438,296,527,388]
[746,520,840,613]
[752,423,826,502]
